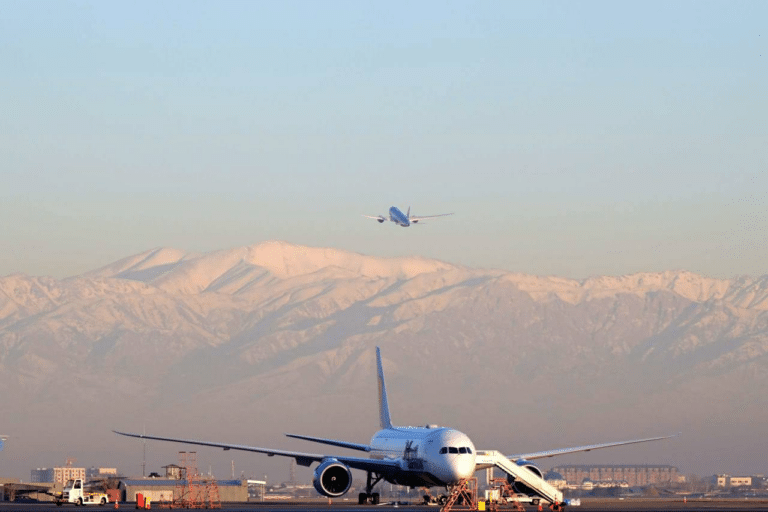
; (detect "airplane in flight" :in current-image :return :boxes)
[363,206,453,227]
[115,348,677,510]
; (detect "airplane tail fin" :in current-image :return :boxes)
[407,206,410,219]
[376,347,393,430]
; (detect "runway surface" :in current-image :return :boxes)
[2,499,768,512]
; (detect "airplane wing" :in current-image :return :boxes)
[362,214,387,222]
[506,433,680,461]
[409,213,453,222]
[285,433,371,452]
[113,430,396,473]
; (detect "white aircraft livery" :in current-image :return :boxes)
[114,347,677,509]
[363,206,453,227]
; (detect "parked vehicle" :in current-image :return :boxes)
[56,479,109,506]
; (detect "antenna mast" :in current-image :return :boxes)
[142,423,146,477]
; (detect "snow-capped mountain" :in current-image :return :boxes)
[1,241,767,479]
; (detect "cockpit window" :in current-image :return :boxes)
[442,446,473,454]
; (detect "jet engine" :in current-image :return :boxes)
[313,459,353,497]
[507,460,544,496]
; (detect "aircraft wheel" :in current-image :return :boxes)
[371,493,380,505]
[532,499,540,506]
[359,493,369,504]
[438,495,448,506]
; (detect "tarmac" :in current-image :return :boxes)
[2,499,768,512]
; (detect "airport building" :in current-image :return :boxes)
[0,479,20,501]
[29,467,116,485]
[30,466,85,484]
[55,466,86,485]
[30,468,53,483]
[30,467,86,484]
[717,474,755,487]
[161,464,183,479]
[119,479,247,503]
[551,464,680,487]
[86,467,118,479]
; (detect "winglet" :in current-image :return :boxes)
[376,347,393,429]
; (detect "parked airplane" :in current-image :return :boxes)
[363,206,453,227]
[114,348,677,509]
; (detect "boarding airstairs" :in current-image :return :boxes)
[475,451,564,508]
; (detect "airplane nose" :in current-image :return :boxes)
[447,457,476,482]
[457,458,476,480]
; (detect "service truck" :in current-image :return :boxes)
[56,479,109,506]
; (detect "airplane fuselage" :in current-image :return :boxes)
[388,206,411,227]
[368,426,476,487]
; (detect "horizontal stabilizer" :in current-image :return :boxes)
[285,433,370,452]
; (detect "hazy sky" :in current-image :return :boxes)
[2,1,766,279]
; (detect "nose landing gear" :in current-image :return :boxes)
[439,478,477,512]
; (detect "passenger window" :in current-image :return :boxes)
[459,447,467,454]
[449,447,458,454]
[440,447,447,454]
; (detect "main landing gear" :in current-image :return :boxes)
[358,492,380,505]
[358,472,383,505]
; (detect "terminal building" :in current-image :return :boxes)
[551,465,681,487]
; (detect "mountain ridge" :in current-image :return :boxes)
[1,241,767,478]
